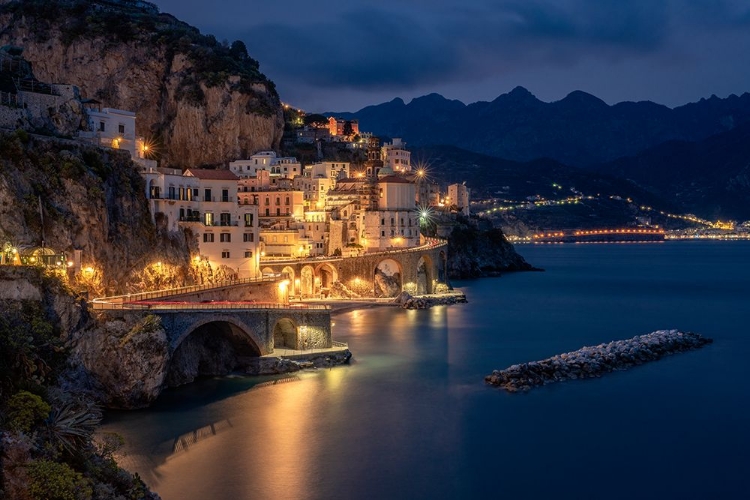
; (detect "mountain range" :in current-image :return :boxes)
[333,88,750,220]
[331,88,750,168]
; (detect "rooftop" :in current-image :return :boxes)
[184,168,239,181]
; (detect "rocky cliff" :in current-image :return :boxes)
[0,0,283,168]
[0,130,196,296]
[443,215,536,279]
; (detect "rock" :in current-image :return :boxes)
[486,330,713,392]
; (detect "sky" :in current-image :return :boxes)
[150,0,750,113]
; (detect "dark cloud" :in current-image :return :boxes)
[246,1,674,91]
[150,0,750,111]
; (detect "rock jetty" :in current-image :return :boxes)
[395,291,468,309]
[485,330,712,392]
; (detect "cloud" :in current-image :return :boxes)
[151,0,750,110]
[244,0,682,92]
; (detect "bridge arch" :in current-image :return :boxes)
[374,258,402,298]
[315,263,338,296]
[172,315,266,356]
[273,317,299,349]
[417,255,434,295]
[167,315,266,386]
[261,266,275,276]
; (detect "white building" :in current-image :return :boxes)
[304,161,350,181]
[140,167,261,278]
[381,138,411,173]
[362,176,420,252]
[79,107,155,167]
[447,183,471,216]
[229,151,302,180]
[294,175,334,210]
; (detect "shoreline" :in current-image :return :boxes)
[300,290,469,316]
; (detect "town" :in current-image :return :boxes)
[0,48,473,302]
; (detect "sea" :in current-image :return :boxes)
[102,241,750,500]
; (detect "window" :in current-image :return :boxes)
[204,189,212,202]
[220,213,231,226]
[204,212,213,226]
[283,236,288,243]
[381,218,385,225]
[118,124,125,134]
[244,251,253,258]
[265,197,270,205]
[381,231,385,237]
[99,121,105,132]
[265,208,270,216]
[203,233,214,242]
[285,196,290,205]
[275,197,280,206]
[193,188,199,198]
[243,233,254,242]
[168,186,176,200]
[222,189,229,202]
[220,233,231,242]
[244,213,253,227]
[390,217,394,225]
[221,251,230,259]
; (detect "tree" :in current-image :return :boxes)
[229,40,248,61]
[304,114,328,127]
[343,120,354,137]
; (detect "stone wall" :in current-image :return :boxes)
[259,241,448,298]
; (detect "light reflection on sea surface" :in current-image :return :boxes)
[103,241,750,500]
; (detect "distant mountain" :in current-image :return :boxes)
[415,144,682,232]
[330,88,750,167]
[414,145,669,208]
[597,122,750,221]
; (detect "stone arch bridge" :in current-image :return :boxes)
[259,238,449,298]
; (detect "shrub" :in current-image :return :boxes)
[6,390,51,433]
[26,460,92,500]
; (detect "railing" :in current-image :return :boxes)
[0,91,22,108]
[93,273,289,304]
[256,237,447,265]
[91,301,330,311]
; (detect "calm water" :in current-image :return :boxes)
[104,241,750,500]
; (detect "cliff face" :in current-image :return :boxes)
[444,216,535,279]
[0,0,284,168]
[0,130,195,295]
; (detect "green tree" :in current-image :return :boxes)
[343,120,354,137]
[6,390,51,432]
[26,460,92,500]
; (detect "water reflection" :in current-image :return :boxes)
[103,243,750,500]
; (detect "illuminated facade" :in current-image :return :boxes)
[381,138,411,173]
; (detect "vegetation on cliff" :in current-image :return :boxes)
[422,213,535,278]
[0,130,196,296]
[0,267,158,499]
[0,0,284,167]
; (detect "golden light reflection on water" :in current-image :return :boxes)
[134,375,322,500]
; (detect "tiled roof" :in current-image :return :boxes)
[184,168,239,181]
[378,175,413,184]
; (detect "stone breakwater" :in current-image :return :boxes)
[396,292,468,309]
[485,330,712,392]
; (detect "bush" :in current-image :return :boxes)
[6,390,51,433]
[26,460,92,500]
